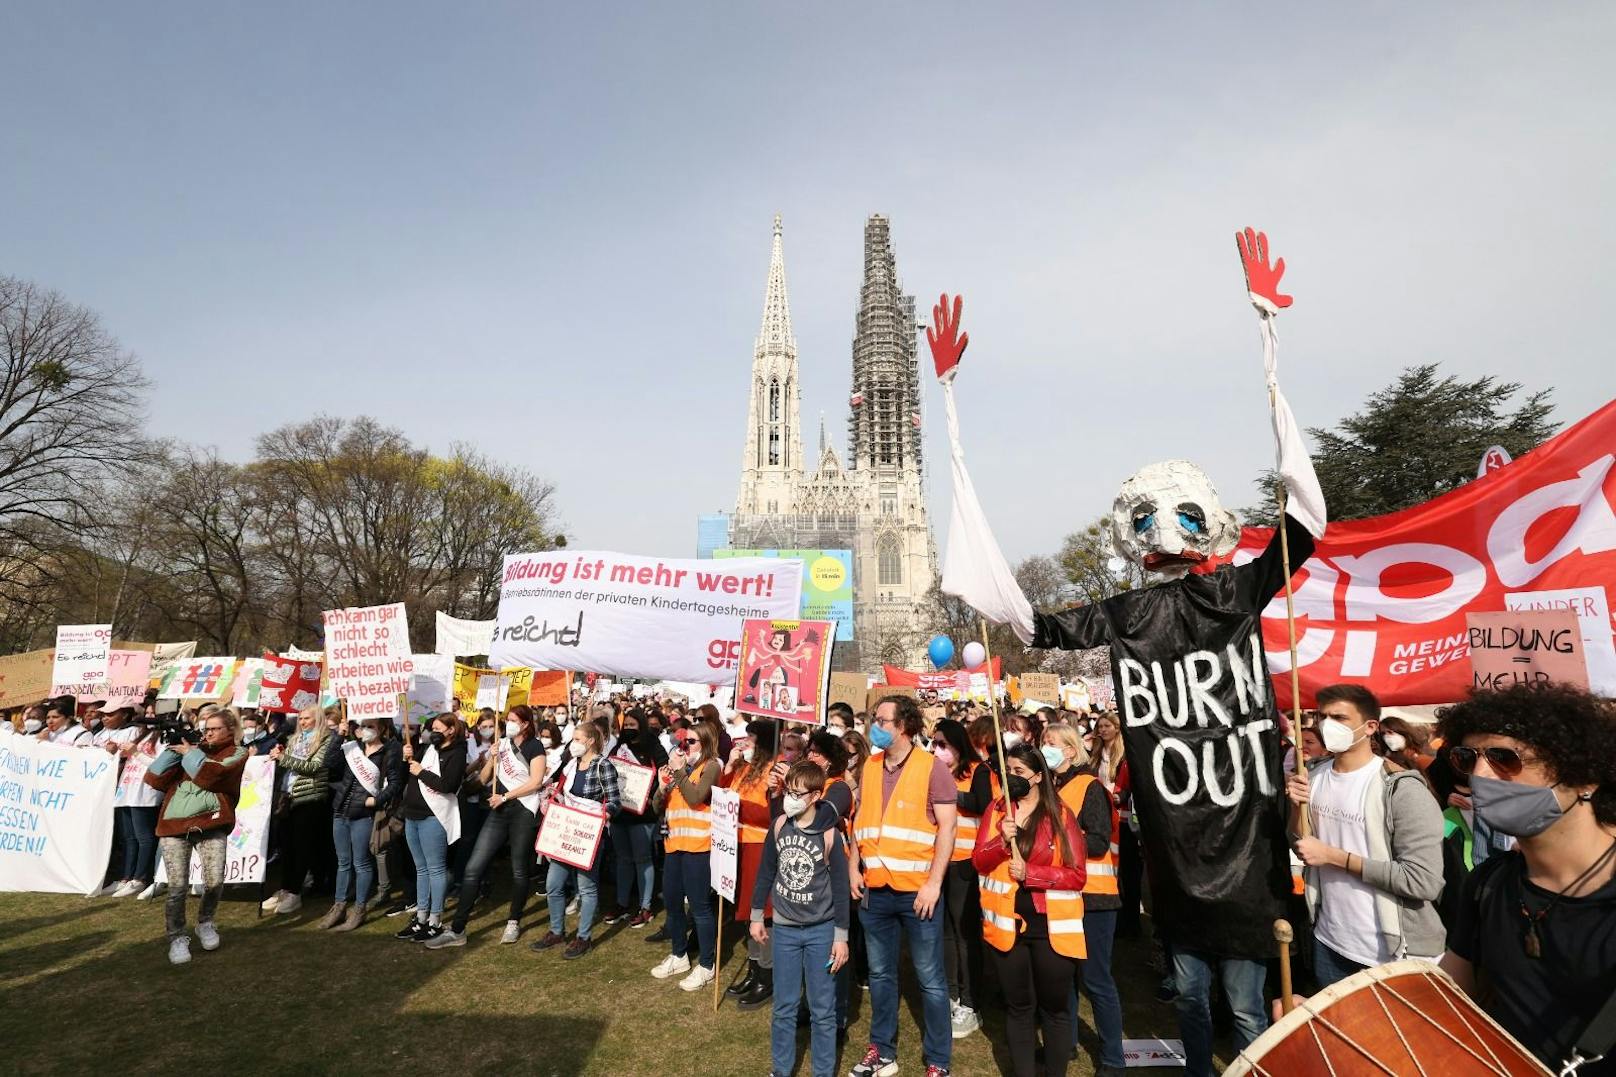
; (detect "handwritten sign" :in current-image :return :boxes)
[0,649,55,709]
[84,650,154,708]
[51,624,113,698]
[828,672,867,717]
[609,756,655,814]
[155,756,274,885]
[1020,673,1060,706]
[709,786,741,903]
[323,603,415,719]
[535,798,608,871]
[406,654,454,723]
[1467,610,1590,691]
[0,737,117,895]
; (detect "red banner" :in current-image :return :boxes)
[881,658,1002,687]
[1236,399,1616,706]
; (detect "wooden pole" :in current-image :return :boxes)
[714,896,725,1011]
[1271,373,1311,841]
[1274,918,1297,1014]
[979,620,1023,873]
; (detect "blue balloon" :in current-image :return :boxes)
[928,635,955,669]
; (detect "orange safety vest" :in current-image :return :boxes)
[1057,774,1120,896]
[733,767,771,845]
[952,762,981,862]
[854,747,940,892]
[665,767,712,854]
[976,801,1086,959]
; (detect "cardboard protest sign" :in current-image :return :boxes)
[865,684,918,714]
[735,618,833,724]
[257,655,322,713]
[1466,610,1590,691]
[709,786,741,903]
[535,798,608,871]
[156,756,273,885]
[51,624,112,698]
[322,603,415,719]
[1021,672,1060,706]
[156,658,239,700]
[489,551,801,684]
[828,672,867,716]
[0,649,55,709]
[609,756,655,815]
[83,650,154,709]
[0,737,116,895]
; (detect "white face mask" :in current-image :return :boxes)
[568,740,585,758]
[783,793,812,819]
[1002,731,1024,750]
[23,719,43,734]
[827,724,846,736]
[1319,717,1366,754]
[1381,731,1406,753]
[741,746,755,763]
[356,727,378,744]
[504,720,522,739]
[242,726,259,739]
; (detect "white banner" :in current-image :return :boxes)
[156,755,274,885]
[0,737,117,895]
[435,612,495,657]
[156,657,239,700]
[51,623,113,697]
[322,603,415,719]
[489,551,802,684]
[709,786,740,903]
[149,641,198,685]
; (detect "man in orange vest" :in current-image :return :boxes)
[850,696,960,1077]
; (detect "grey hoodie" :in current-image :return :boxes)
[1302,758,1447,960]
[751,800,851,942]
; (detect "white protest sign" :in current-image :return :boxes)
[534,798,608,870]
[156,657,239,700]
[231,657,270,708]
[406,654,455,723]
[609,756,655,815]
[51,623,113,697]
[474,673,509,712]
[0,737,117,895]
[1122,1039,1185,1068]
[83,650,154,708]
[155,755,274,885]
[489,551,802,684]
[709,785,741,903]
[322,603,415,719]
[435,611,495,657]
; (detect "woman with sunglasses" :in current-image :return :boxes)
[1285,683,1446,988]
[650,721,722,991]
[1435,684,1616,1077]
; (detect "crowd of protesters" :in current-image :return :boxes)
[3,679,1613,1077]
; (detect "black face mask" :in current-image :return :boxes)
[427,730,445,748]
[1006,774,1033,803]
[622,726,639,739]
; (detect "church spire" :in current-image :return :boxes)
[734,215,804,516]
[757,213,794,355]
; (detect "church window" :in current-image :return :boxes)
[768,379,780,422]
[768,429,780,466]
[879,537,902,586]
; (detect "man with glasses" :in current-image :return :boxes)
[1437,684,1616,1076]
[1285,683,1445,987]
[850,696,958,1077]
[144,709,249,965]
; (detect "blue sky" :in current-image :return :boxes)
[6,3,1612,561]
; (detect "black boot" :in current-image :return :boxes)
[727,958,759,998]
[737,964,773,1010]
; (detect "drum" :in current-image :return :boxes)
[1225,960,1551,1076]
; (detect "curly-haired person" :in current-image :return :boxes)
[1436,683,1616,1076]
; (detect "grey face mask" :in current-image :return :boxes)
[1470,774,1573,838]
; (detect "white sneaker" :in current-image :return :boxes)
[136,882,159,901]
[501,920,521,944]
[168,936,192,965]
[275,892,303,915]
[566,897,580,916]
[197,922,220,951]
[678,963,715,992]
[96,880,124,896]
[261,890,287,912]
[112,880,141,898]
[951,1002,980,1038]
[651,953,691,979]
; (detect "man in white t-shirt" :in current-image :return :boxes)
[1287,684,1446,987]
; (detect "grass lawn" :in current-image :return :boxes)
[0,883,1228,1075]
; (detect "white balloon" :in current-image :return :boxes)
[962,641,987,670]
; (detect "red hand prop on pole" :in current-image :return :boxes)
[1236,227,1293,314]
[926,293,969,382]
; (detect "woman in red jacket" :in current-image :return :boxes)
[973,741,1087,1077]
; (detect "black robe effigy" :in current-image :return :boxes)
[1032,515,1315,959]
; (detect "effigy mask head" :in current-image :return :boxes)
[1109,460,1241,578]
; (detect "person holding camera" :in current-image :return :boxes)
[143,708,248,965]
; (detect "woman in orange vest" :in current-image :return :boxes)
[722,719,786,1010]
[649,720,722,992]
[1045,723,1127,1076]
[973,741,1087,1077]
[933,718,990,1039]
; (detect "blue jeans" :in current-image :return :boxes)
[547,858,601,940]
[1173,948,1268,1077]
[863,885,951,1069]
[116,806,159,882]
[773,921,837,1077]
[611,816,657,911]
[1312,938,1368,989]
[332,815,376,907]
[403,815,451,918]
[1074,907,1125,1068]
[663,850,715,969]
